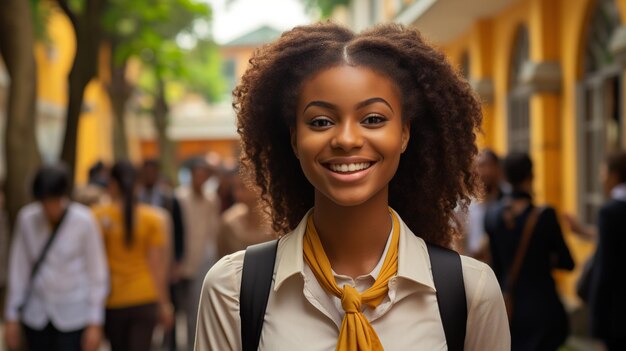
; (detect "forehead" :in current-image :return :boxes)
[297,65,401,109]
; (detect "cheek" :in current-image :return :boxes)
[295,126,325,161]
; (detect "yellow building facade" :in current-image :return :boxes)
[343,0,626,303]
[442,0,626,302]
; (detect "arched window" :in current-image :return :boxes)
[507,26,531,153]
[579,0,622,224]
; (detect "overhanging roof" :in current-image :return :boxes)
[395,0,520,44]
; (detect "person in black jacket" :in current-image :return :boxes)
[485,152,574,351]
[589,151,626,350]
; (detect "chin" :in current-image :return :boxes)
[319,187,383,208]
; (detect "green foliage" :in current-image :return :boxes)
[302,0,349,18]
[226,0,348,18]
[183,40,225,102]
[102,0,211,64]
[30,0,50,42]
[98,0,223,103]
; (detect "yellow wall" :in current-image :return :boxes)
[35,8,74,105]
[437,0,626,303]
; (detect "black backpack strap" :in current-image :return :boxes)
[240,239,279,351]
[427,243,468,351]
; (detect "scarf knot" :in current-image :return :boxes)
[303,208,400,351]
[341,285,362,313]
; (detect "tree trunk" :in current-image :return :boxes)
[108,56,131,161]
[0,0,41,232]
[152,77,176,183]
[58,0,106,189]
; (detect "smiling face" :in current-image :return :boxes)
[292,65,409,207]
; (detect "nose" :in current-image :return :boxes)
[330,120,364,151]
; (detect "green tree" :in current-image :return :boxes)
[139,37,224,181]
[103,0,210,161]
[103,0,221,183]
[54,0,215,184]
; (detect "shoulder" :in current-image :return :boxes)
[599,199,626,217]
[203,250,245,299]
[537,205,557,218]
[137,204,164,222]
[68,202,96,221]
[459,255,510,348]
[17,202,42,221]
[91,203,112,218]
[535,205,558,224]
[460,255,503,309]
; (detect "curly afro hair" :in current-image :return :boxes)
[234,22,482,248]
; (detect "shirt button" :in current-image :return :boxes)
[390,279,397,287]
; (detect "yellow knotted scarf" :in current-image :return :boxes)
[303,208,400,351]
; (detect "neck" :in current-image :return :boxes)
[312,187,391,278]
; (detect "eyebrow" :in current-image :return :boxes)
[356,97,394,112]
[303,97,394,113]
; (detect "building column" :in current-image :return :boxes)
[527,0,562,207]
[469,19,495,150]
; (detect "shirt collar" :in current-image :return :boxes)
[273,208,436,292]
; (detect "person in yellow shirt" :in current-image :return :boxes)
[93,161,174,351]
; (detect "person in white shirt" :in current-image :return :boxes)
[3,164,109,351]
[195,22,509,350]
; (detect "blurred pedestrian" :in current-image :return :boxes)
[458,149,506,261]
[586,151,626,350]
[485,152,574,351]
[93,161,174,351]
[216,165,237,213]
[217,172,272,258]
[175,158,221,348]
[4,164,108,351]
[73,161,110,206]
[138,159,185,351]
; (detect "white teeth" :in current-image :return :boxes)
[329,162,371,173]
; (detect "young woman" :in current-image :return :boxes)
[195,22,509,350]
[92,161,174,351]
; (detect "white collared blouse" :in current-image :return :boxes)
[195,210,510,350]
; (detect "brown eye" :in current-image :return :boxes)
[308,117,334,128]
[362,115,387,125]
